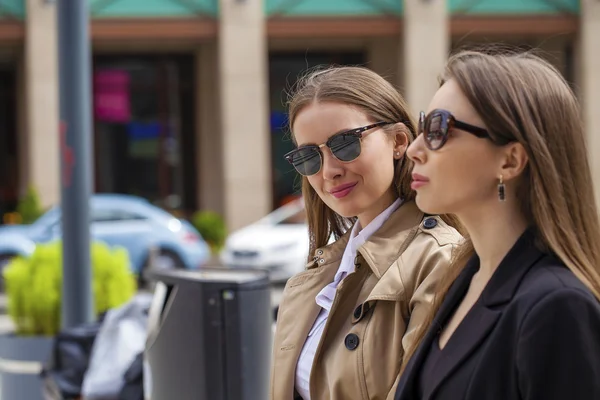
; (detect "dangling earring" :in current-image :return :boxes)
[498,175,506,202]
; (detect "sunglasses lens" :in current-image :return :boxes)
[329,134,361,162]
[425,113,446,150]
[290,147,321,176]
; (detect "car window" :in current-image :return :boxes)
[91,209,148,223]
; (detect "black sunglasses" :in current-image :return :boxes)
[419,109,490,150]
[284,122,389,176]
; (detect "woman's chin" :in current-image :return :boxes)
[415,194,445,216]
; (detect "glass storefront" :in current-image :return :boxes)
[268,51,365,209]
[92,54,197,216]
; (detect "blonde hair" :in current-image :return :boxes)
[401,49,600,371]
[287,66,461,257]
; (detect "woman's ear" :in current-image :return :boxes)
[499,142,529,181]
[392,123,409,159]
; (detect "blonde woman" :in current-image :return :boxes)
[270,66,463,399]
[395,50,600,400]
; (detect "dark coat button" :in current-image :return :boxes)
[423,217,438,229]
[345,333,360,350]
[362,302,370,315]
[353,305,362,319]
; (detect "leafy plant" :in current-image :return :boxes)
[17,186,44,224]
[191,211,227,254]
[3,241,137,336]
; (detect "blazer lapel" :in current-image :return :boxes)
[425,303,502,398]
[427,229,546,397]
[272,263,339,399]
[395,258,479,400]
[396,228,548,400]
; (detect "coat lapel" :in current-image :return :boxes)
[272,260,339,398]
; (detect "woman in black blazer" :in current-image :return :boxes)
[395,49,600,400]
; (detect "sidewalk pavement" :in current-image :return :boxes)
[0,296,12,334]
[0,295,11,399]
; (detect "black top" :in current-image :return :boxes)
[395,228,600,400]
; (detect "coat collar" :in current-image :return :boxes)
[396,227,549,400]
[309,200,424,279]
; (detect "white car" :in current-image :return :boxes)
[220,198,309,282]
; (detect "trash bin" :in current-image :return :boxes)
[144,268,271,400]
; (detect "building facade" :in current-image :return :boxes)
[0,0,598,230]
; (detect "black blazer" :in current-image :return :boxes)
[395,229,600,400]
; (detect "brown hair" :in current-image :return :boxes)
[401,49,600,372]
[287,66,461,258]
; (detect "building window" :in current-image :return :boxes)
[92,55,196,216]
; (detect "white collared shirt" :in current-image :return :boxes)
[294,198,402,400]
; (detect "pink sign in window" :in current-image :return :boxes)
[93,70,131,123]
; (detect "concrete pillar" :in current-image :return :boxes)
[403,0,449,116]
[579,0,600,208]
[196,43,225,215]
[24,0,60,208]
[218,0,271,231]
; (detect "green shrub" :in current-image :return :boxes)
[3,241,137,336]
[191,211,227,254]
[17,186,44,224]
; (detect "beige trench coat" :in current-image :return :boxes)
[270,201,462,400]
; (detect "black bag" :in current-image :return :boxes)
[41,321,103,400]
[118,352,145,400]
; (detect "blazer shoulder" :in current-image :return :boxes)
[518,256,596,305]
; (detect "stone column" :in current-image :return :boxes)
[23,0,60,208]
[579,0,600,208]
[218,0,271,231]
[402,0,449,116]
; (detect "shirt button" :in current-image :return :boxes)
[345,333,360,350]
[423,217,438,229]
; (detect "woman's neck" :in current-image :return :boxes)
[459,202,528,279]
[357,189,398,229]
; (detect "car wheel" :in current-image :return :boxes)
[153,250,184,271]
[139,250,184,291]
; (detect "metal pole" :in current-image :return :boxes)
[57,0,94,328]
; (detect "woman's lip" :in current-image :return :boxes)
[412,173,429,182]
[411,173,429,190]
[329,182,358,199]
[411,180,428,190]
[329,182,358,194]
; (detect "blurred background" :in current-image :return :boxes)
[0,0,596,284]
[0,0,596,231]
[0,0,597,397]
